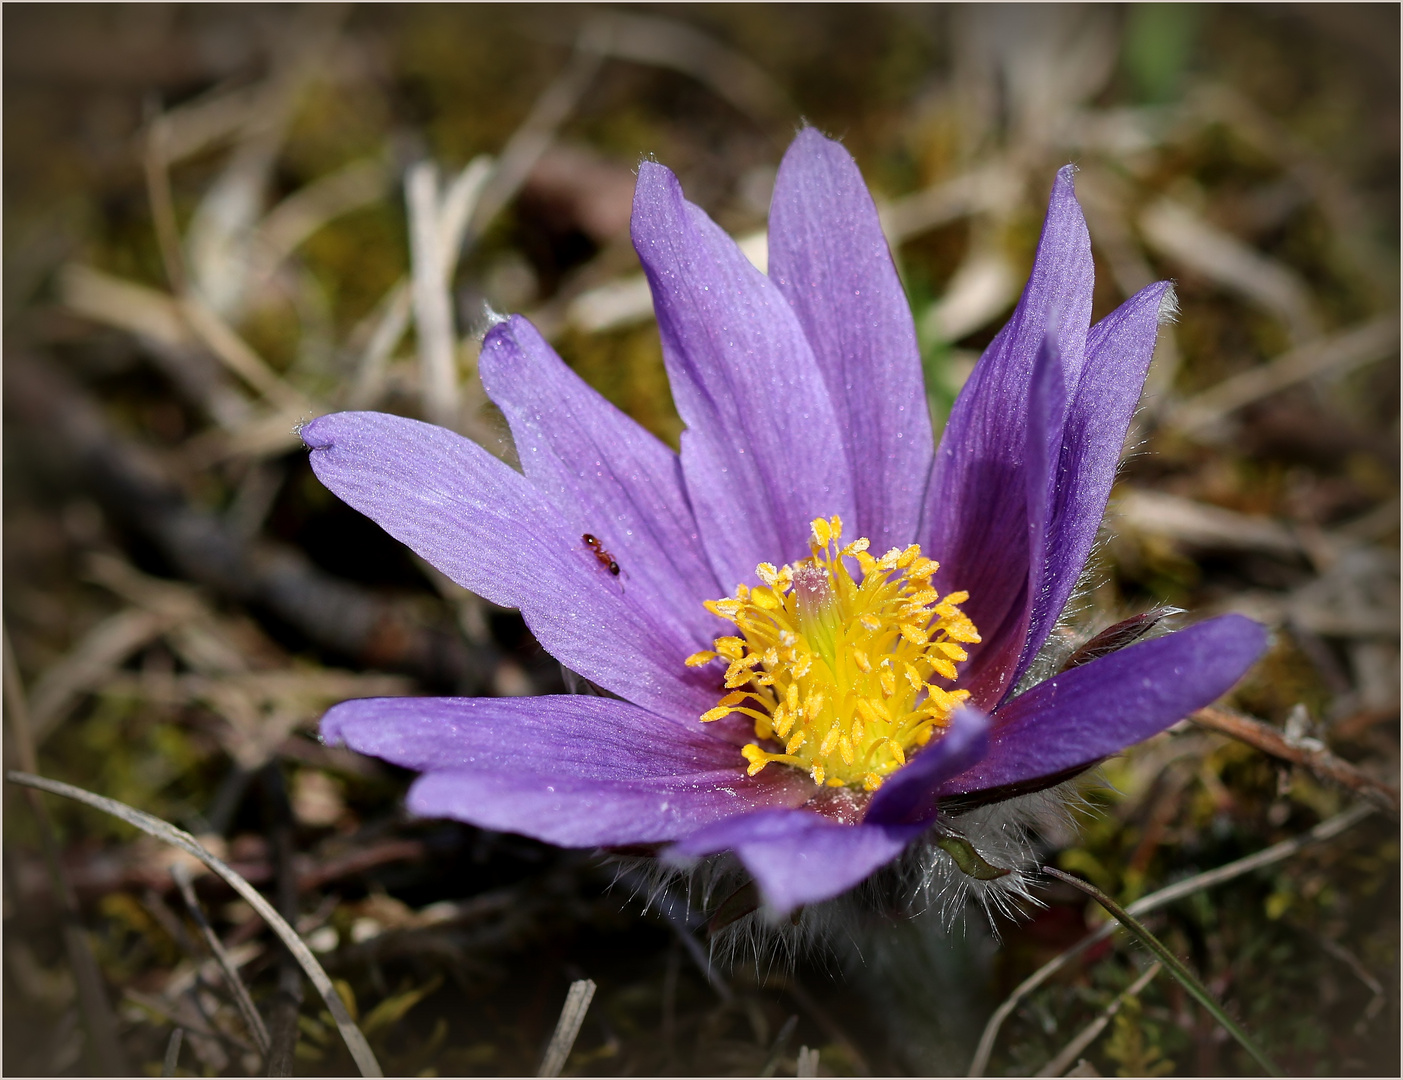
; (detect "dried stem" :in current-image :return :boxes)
[1190,705,1399,812]
[537,978,597,1078]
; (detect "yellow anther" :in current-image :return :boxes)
[931,656,958,680]
[943,590,970,605]
[899,623,929,646]
[752,587,780,610]
[690,519,978,790]
[701,705,732,723]
[741,744,770,776]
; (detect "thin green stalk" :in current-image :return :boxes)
[1043,866,1282,1077]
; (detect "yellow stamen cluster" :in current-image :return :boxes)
[685,516,981,791]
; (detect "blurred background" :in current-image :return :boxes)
[3,4,1398,1076]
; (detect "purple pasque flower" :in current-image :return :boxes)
[306,128,1266,917]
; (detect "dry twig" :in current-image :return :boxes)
[1188,705,1399,812]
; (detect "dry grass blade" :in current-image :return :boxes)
[179,294,312,412]
[5,771,384,1078]
[1139,197,1320,341]
[582,11,791,127]
[161,1027,184,1077]
[144,112,187,294]
[966,801,1376,1076]
[466,34,603,247]
[878,163,1022,243]
[407,163,461,429]
[1114,489,1301,557]
[537,978,597,1077]
[27,608,173,744]
[170,862,272,1058]
[253,159,390,278]
[1166,317,1400,436]
[1035,962,1161,1077]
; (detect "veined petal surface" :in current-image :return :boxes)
[1011,282,1171,693]
[632,161,855,590]
[921,167,1094,709]
[941,615,1268,795]
[479,315,723,647]
[303,412,718,722]
[768,128,933,549]
[323,695,812,847]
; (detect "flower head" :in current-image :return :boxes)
[306,128,1266,917]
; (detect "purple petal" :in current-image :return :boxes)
[632,162,855,589]
[767,128,933,550]
[941,615,1268,795]
[672,809,920,914]
[302,412,718,722]
[921,167,1093,709]
[1010,282,1172,694]
[863,707,991,826]
[322,694,812,847]
[479,315,723,647]
[1017,330,1068,694]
